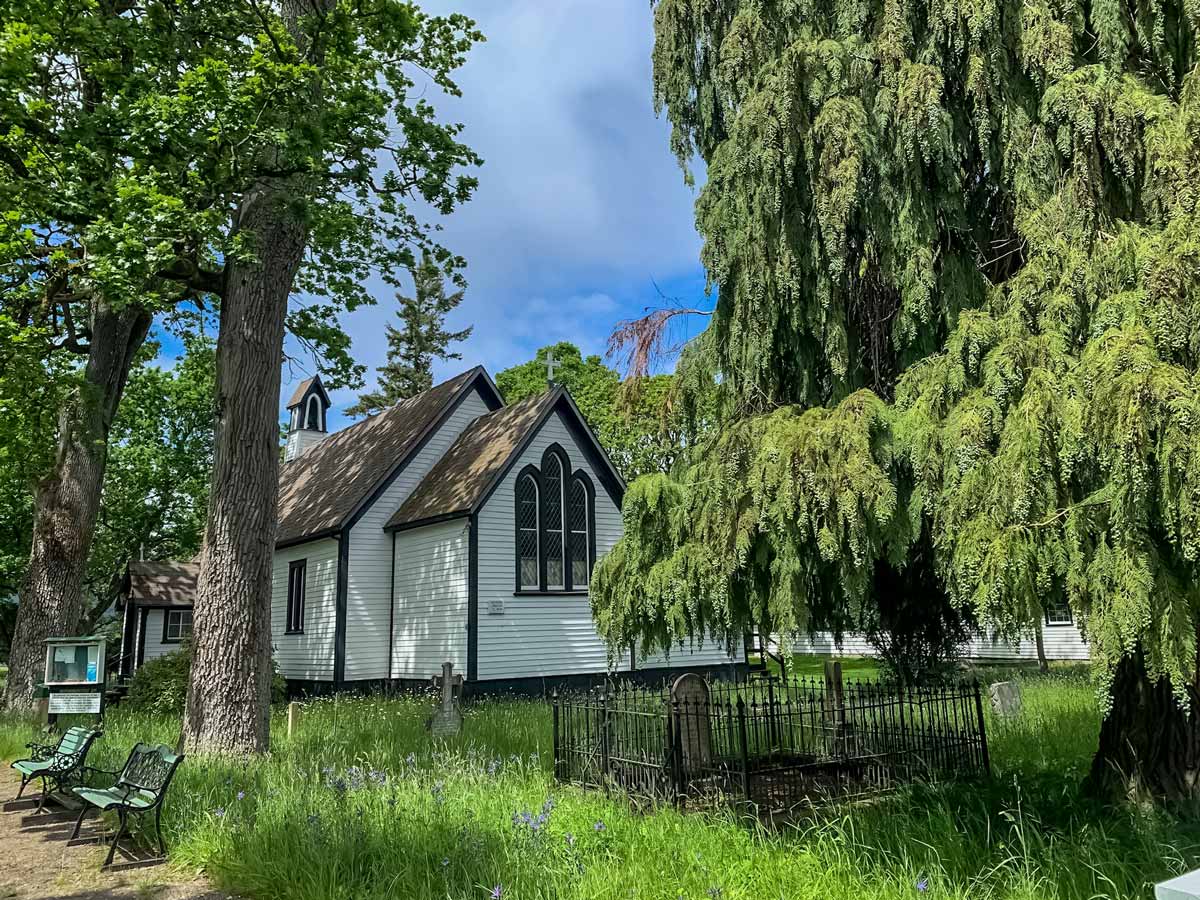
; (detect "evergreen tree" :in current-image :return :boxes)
[347,254,473,417]
[593,0,1200,798]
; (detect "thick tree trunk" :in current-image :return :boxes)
[1087,649,1200,802]
[1034,626,1048,673]
[2,301,151,710]
[180,184,307,754]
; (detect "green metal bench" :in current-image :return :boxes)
[10,726,103,812]
[69,742,184,868]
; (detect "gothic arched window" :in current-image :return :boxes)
[515,469,540,590]
[568,473,593,588]
[541,448,567,590]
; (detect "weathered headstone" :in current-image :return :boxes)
[287,701,301,739]
[429,660,464,737]
[670,673,713,771]
[989,681,1023,718]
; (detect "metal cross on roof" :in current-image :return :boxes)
[542,348,560,386]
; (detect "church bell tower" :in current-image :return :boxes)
[284,375,331,462]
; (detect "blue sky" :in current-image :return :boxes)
[165,2,712,431]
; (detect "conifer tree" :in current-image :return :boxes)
[347,254,473,416]
[593,0,1200,798]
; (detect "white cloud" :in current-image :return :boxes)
[287,0,709,425]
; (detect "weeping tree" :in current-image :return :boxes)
[593,0,1200,798]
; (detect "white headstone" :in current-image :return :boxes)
[1157,869,1200,900]
[989,681,1023,718]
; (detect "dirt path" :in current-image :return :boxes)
[0,773,230,900]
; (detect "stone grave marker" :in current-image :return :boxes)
[989,681,1023,718]
[670,673,713,772]
[429,660,464,737]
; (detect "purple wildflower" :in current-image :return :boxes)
[593,820,606,832]
[213,807,225,818]
[236,791,245,801]
[490,885,503,900]
[916,878,929,893]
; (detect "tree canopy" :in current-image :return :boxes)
[496,342,683,480]
[592,0,1200,795]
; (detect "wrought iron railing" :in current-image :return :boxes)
[553,671,989,810]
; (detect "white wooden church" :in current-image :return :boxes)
[118,367,741,693]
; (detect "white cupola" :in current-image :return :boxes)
[284,375,332,462]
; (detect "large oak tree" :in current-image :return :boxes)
[593,0,1200,799]
[0,1,481,739]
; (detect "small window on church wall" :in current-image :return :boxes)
[516,473,539,590]
[543,453,565,589]
[569,476,590,588]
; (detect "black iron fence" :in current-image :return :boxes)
[552,667,989,811]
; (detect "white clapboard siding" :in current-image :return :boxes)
[391,519,470,680]
[788,623,1090,662]
[344,387,492,681]
[636,641,741,671]
[140,609,184,664]
[271,537,339,681]
[475,410,632,680]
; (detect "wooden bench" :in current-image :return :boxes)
[69,742,185,868]
[10,726,103,812]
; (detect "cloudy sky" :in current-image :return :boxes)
[300,1,711,428]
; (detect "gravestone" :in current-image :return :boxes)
[989,681,1023,718]
[429,661,464,737]
[670,673,713,771]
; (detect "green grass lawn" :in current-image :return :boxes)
[2,664,1197,900]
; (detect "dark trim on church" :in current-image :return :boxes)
[333,528,350,688]
[467,513,479,681]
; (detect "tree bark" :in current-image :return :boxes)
[1087,649,1200,802]
[2,300,151,710]
[1034,625,1048,673]
[180,182,307,754]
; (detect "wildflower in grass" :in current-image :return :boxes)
[236,791,245,801]
[214,807,225,818]
[916,877,929,893]
[487,757,501,776]
[593,820,605,832]
[369,769,387,786]
[441,857,450,868]
[432,781,445,804]
[405,752,417,767]
[490,885,503,900]
[330,777,348,797]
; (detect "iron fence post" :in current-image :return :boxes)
[670,696,684,808]
[600,689,611,785]
[736,696,751,805]
[552,689,561,782]
[972,679,991,775]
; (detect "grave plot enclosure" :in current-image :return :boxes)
[552,667,990,810]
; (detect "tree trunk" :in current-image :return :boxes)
[2,300,151,710]
[180,183,307,754]
[1087,649,1200,802]
[1034,625,1048,673]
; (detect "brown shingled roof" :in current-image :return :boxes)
[276,368,490,546]
[126,561,198,607]
[286,376,318,408]
[386,390,560,530]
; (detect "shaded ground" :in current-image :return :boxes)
[0,773,228,900]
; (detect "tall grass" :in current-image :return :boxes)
[2,670,1197,900]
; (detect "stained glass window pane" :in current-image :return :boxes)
[543,455,564,588]
[517,474,539,588]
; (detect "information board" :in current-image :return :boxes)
[48,692,102,714]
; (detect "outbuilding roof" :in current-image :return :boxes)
[124,561,199,607]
